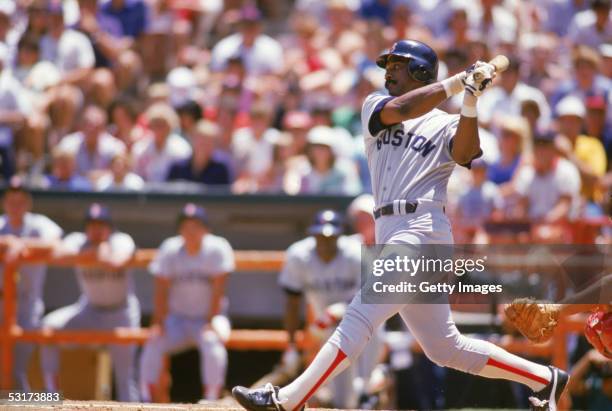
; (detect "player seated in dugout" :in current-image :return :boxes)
[139,203,235,402]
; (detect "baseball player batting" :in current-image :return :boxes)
[139,203,234,401]
[275,209,384,408]
[233,40,568,411]
[40,203,140,401]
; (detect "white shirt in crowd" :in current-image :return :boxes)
[131,133,192,182]
[58,131,126,175]
[232,127,279,178]
[478,82,551,130]
[211,33,284,76]
[149,234,235,318]
[95,173,145,192]
[0,70,31,147]
[568,9,612,49]
[278,235,361,319]
[40,29,95,73]
[514,158,581,220]
[62,231,136,308]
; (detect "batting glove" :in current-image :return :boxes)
[463,61,496,97]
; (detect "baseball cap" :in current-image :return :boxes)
[556,95,586,118]
[177,203,209,226]
[307,125,336,148]
[585,94,607,111]
[283,111,312,130]
[308,209,344,237]
[85,203,112,225]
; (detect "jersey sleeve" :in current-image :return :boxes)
[361,92,394,138]
[62,232,86,253]
[208,236,236,276]
[278,246,305,294]
[149,238,173,277]
[34,214,63,240]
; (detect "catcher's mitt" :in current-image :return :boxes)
[504,298,561,343]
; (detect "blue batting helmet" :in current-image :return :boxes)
[308,210,344,237]
[376,40,439,84]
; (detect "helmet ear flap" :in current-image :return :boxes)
[408,59,434,84]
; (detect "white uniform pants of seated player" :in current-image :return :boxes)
[139,313,229,401]
[276,205,554,411]
[311,325,384,408]
[0,297,44,391]
[40,295,140,402]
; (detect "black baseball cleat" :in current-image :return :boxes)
[528,366,570,411]
[232,384,290,411]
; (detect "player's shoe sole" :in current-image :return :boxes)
[232,384,286,411]
[528,366,569,411]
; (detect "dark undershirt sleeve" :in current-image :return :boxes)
[448,138,483,169]
[368,96,395,136]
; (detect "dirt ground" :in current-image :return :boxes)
[1,399,242,411]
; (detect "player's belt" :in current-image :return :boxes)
[373,200,418,219]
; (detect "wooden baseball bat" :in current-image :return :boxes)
[473,55,509,81]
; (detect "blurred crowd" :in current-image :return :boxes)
[0,0,610,219]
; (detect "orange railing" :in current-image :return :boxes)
[0,242,603,391]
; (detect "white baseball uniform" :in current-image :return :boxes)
[40,231,140,402]
[279,235,384,408]
[0,212,62,390]
[139,233,235,400]
[327,90,494,377]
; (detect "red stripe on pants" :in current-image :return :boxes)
[292,350,348,411]
[486,358,549,386]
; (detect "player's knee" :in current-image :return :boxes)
[421,333,465,368]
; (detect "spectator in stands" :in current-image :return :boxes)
[39,2,95,133]
[456,159,503,243]
[478,57,551,130]
[551,45,612,108]
[568,0,612,49]
[544,0,591,37]
[584,94,612,167]
[132,103,192,182]
[257,132,304,194]
[140,203,234,402]
[211,5,283,76]
[568,349,612,410]
[95,152,145,192]
[40,203,140,401]
[57,105,126,180]
[487,116,530,185]
[108,98,142,150]
[77,0,148,94]
[167,120,231,186]
[0,46,29,181]
[0,177,63,391]
[554,95,607,213]
[513,133,581,223]
[175,99,203,140]
[600,43,612,78]
[299,126,361,195]
[43,146,92,191]
[231,102,280,193]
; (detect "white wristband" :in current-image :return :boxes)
[461,92,478,117]
[461,105,478,118]
[441,72,466,98]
